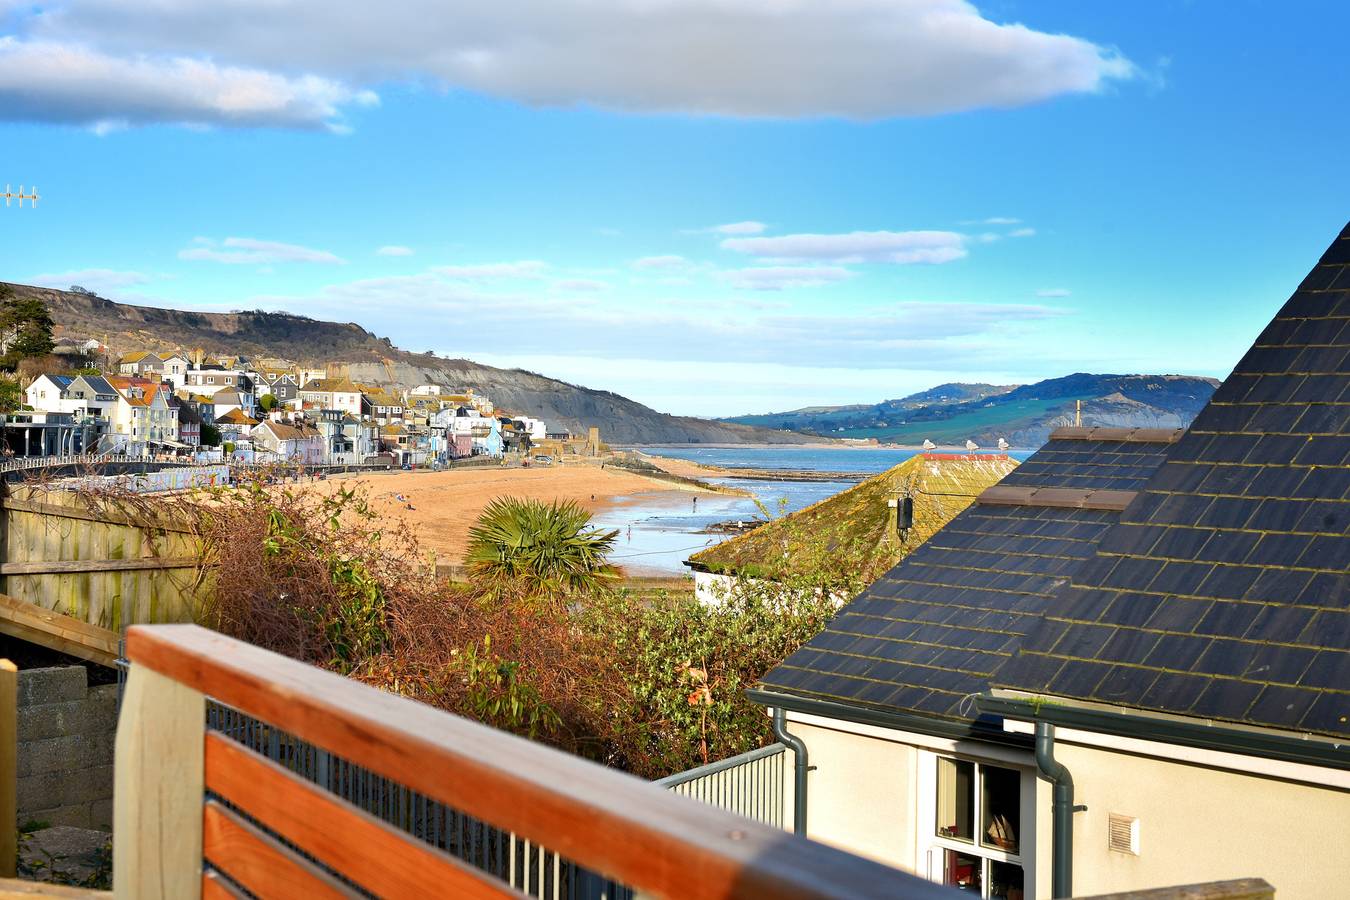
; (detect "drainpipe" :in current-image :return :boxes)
[1035,722,1074,899]
[772,707,809,836]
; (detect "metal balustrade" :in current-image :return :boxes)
[657,745,789,829]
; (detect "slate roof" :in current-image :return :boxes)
[756,432,1174,726]
[78,376,115,396]
[688,452,1018,582]
[995,223,1350,740]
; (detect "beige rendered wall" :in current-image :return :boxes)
[1061,740,1350,900]
[788,720,918,869]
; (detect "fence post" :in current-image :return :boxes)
[0,660,15,878]
[113,663,205,899]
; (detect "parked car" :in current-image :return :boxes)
[532,454,554,465]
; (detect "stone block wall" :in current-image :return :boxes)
[15,667,117,830]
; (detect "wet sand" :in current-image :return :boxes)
[299,464,719,566]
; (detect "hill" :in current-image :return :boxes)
[728,382,1015,432]
[722,373,1219,447]
[5,282,823,446]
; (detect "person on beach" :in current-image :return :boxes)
[692,496,698,511]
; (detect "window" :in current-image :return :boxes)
[933,758,1024,898]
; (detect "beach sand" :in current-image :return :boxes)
[298,464,717,565]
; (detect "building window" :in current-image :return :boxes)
[934,758,1024,898]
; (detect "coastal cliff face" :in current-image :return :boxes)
[11,282,817,445]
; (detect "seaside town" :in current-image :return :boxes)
[13,348,565,467]
[0,3,1347,900]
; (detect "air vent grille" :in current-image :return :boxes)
[1108,813,1140,855]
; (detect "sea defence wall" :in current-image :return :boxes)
[15,667,117,830]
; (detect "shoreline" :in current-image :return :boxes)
[295,464,724,568]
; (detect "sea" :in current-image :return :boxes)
[592,446,1029,575]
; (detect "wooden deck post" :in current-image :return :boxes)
[113,663,205,899]
[0,660,16,879]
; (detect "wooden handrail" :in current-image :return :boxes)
[121,624,952,900]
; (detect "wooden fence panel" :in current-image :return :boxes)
[0,486,202,631]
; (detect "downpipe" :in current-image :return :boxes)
[1036,722,1077,899]
[772,708,809,836]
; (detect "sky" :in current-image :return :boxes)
[0,1,1347,418]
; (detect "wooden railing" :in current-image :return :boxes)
[114,624,953,899]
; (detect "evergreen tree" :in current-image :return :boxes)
[0,287,55,369]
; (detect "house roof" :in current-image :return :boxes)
[993,223,1350,741]
[215,408,259,426]
[755,433,1175,727]
[119,351,151,363]
[36,374,74,390]
[75,375,115,395]
[257,419,318,440]
[689,452,1018,582]
[302,377,361,393]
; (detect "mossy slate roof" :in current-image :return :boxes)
[687,452,1018,582]
[994,224,1350,740]
[762,221,1350,743]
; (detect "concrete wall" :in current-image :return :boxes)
[789,719,919,867]
[1060,739,1350,900]
[16,667,117,830]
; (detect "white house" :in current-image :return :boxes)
[251,419,324,464]
[297,378,363,418]
[157,353,191,391]
[25,375,80,414]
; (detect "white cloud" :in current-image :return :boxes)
[179,237,345,265]
[249,268,1068,376]
[720,266,853,291]
[0,37,375,130]
[376,245,414,257]
[1036,288,1072,298]
[711,221,767,235]
[1009,227,1037,238]
[553,278,609,292]
[4,1,1134,127]
[722,230,968,265]
[632,255,691,271]
[961,216,1021,225]
[30,268,156,291]
[432,261,548,280]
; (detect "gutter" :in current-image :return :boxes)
[748,688,1032,750]
[772,707,810,836]
[977,690,1350,772]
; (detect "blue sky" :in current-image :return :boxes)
[1,1,1346,417]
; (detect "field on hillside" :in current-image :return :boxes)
[839,395,1093,444]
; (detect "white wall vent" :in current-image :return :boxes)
[1108,813,1140,855]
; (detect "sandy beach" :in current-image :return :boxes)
[301,464,720,565]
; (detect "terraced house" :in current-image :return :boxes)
[749,223,1350,899]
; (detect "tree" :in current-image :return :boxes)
[200,422,223,447]
[0,288,55,369]
[0,376,21,414]
[465,497,619,598]
[259,393,279,413]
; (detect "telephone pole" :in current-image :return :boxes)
[2,186,39,208]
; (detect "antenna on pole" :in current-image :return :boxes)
[3,185,40,208]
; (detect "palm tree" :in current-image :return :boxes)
[465,497,620,597]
